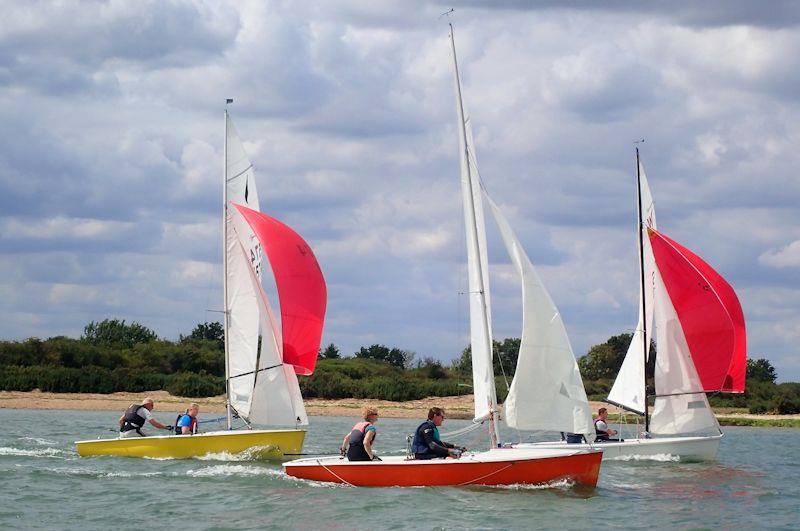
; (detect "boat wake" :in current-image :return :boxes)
[195,445,280,462]
[186,464,283,478]
[486,478,577,491]
[610,453,680,462]
[0,446,67,458]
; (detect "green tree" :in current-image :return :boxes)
[577,333,657,381]
[82,319,158,348]
[182,322,224,351]
[319,343,341,359]
[354,344,411,368]
[452,338,521,378]
[578,344,619,380]
[747,358,777,384]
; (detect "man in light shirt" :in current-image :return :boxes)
[118,397,170,438]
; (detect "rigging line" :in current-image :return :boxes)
[229,363,283,380]
[226,164,254,183]
[457,462,515,486]
[317,459,355,487]
[440,420,485,439]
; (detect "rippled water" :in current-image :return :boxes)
[1,408,798,529]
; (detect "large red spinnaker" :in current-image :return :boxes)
[233,203,326,376]
[648,229,746,393]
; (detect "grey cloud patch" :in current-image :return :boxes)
[452,0,800,29]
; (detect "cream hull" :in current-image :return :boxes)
[515,434,722,461]
[75,429,305,459]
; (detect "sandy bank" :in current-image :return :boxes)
[2,390,797,424]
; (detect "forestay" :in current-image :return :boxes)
[484,192,594,440]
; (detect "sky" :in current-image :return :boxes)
[1,1,798,381]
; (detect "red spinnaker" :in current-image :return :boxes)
[233,203,326,376]
[648,229,746,393]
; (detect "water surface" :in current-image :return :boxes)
[0,409,797,529]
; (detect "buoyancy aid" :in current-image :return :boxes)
[411,420,439,455]
[121,404,147,434]
[346,421,375,461]
[174,412,198,435]
[594,418,610,441]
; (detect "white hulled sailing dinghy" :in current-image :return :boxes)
[518,148,746,461]
[283,25,602,487]
[76,110,326,459]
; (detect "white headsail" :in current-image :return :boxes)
[648,264,719,435]
[484,192,594,440]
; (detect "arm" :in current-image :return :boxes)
[149,418,168,430]
[340,433,351,454]
[118,415,124,428]
[421,428,450,458]
[363,430,376,460]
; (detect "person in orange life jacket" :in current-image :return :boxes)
[175,403,200,435]
[118,397,170,438]
[594,407,618,441]
[340,406,379,461]
[412,407,465,459]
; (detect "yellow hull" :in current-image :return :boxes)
[75,429,306,460]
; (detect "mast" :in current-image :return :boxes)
[450,24,501,448]
[223,104,232,430]
[635,147,650,432]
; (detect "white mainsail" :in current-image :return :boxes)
[607,159,656,414]
[224,113,262,420]
[451,29,497,427]
[484,192,594,440]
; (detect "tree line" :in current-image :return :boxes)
[0,319,796,413]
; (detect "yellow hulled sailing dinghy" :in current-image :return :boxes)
[76,109,327,460]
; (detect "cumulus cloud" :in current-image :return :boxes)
[1,1,799,381]
[760,240,800,268]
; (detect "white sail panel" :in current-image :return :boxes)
[224,114,262,419]
[226,211,258,418]
[453,54,496,423]
[607,159,658,414]
[226,114,261,211]
[650,267,719,435]
[232,208,307,427]
[485,193,594,439]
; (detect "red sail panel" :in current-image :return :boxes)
[233,203,326,376]
[648,229,746,392]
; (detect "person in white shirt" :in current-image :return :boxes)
[593,407,618,441]
[118,397,170,438]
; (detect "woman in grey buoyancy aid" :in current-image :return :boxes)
[340,406,379,461]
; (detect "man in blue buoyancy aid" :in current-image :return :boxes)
[174,403,200,435]
[341,406,379,461]
[118,397,170,438]
[412,407,465,459]
[593,407,618,442]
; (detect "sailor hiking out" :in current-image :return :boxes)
[411,407,465,459]
[118,397,170,438]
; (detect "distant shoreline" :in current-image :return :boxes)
[2,390,799,427]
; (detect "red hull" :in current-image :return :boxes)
[284,450,602,487]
